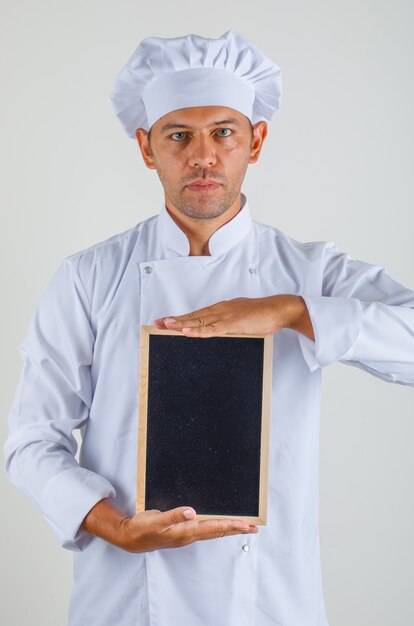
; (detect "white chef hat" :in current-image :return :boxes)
[110,29,282,137]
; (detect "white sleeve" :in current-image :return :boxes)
[296,242,414,386]
[3,258,116,551]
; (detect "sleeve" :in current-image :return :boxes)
[296,242,414,386]
[3,257,116,551]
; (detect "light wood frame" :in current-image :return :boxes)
[137,324,273,525]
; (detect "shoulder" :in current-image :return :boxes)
[68,214,156,266]
[65,214,156,275]
[253,218,338,262]
[59,214,157,307]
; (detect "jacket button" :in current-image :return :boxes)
[242,544,250,552]
[143,266,153,274]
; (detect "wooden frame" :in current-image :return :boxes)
[137,325,273,525]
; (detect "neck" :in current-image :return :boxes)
[164,194,242,256]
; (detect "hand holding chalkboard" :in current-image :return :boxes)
[119,505,258,553]
[81,499,258,552]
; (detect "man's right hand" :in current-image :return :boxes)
[80,498,258,553]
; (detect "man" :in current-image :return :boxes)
[4,29,414,626]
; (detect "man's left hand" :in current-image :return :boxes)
[153,295,315,340]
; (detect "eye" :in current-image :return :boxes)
[170,132,187,141]
[216,128,232,137]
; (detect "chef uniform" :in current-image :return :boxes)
[4,29,414,626]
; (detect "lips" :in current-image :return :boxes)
[186,182,220,191]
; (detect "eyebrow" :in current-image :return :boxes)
[159,118,243,133]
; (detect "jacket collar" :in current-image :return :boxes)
[156,192,252,257]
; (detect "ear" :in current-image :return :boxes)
[135,128,157,170]
[248,121,268,164]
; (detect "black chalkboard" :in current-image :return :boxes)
[137,325,273,524]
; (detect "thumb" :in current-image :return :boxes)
[163,506,197,526]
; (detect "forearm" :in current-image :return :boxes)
[278,295,315,341]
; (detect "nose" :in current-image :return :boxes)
[188,134,217,168]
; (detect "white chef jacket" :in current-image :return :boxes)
[4,192,414,626]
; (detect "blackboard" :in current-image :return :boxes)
[137,325,273,525]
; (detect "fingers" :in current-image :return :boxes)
[173,317,226,337]
[154,315,228,337]
[156,314,220,329]
[193,518,259,541]
[153,302,226,329]
[181,323,225,337]
[158,507,258,545]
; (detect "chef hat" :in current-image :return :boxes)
[110,29,282,137]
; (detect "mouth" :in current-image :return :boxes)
[186,182,221,192]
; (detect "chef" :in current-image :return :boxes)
[4,29,414,626]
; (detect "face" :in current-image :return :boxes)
[135,106,268,220]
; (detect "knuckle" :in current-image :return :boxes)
[211,520,227,538]
[208,322,223,334]
[173,536,187,548]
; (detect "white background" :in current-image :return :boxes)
[1,1,413,624]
